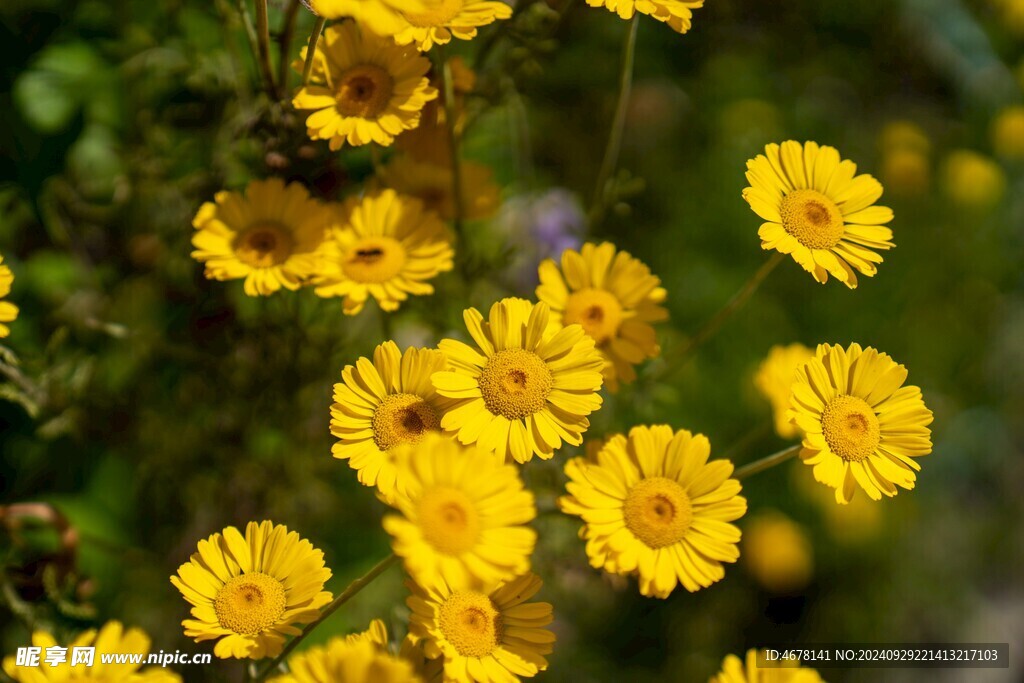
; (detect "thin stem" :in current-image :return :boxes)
[440,52,466,238]
[236,0,262,78]
[734,444,801,480]
[670,252,784,365]
[0,357,41,402]
[276,0,302,96]
[237,0,275,98]
[254,0,276,96]
[589,14,639,227]
[720,423,771,463]
[253,554,399,681]
[214,0,254,107]
[302,16,326,86]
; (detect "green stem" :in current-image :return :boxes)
[236,0,274,97]
[276,0,302,96]
[253,0,277,97]
[671,252,784,365]
[720,423,771,463]
[589,14,639,227]
[440,52,466,238]
[214,0,254,107]
[734,444,801,480]
[253,554,399,681]
[302,16,326,86]
[0,357,41,403]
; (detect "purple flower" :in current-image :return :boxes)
[495,189,586,289]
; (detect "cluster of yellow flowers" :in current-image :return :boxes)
[168,131,935,681]
[879,112,1022,207]
[4,3,943,683]
[177,1,934,673]
[191,8,510,309]
[191,177,457,310]
[164,514,556,682]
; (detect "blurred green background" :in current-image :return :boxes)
[1,0,1022,680]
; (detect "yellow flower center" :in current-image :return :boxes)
[234,223,293,268]
[335,65,394,119]
[214,572,287,635]
[341,237,406,283]
[478,348,553,420]
[821,395,881,462]
[623,477,693,549]
[372,393,440,451]
[563,288,624,344]
[438,590,503,658]
[403,0,464,27]
[779,189,845,249]
[418,487,480,555]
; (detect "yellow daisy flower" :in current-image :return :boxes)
[941,149,1006,208]
[273,639,420,683]
[381,155,502,222]
[2,621,181,683]
[881,148,930,196]
[559,425,747,598]
[996,0,1024,35]
[394,116,450,167]
[344,618,390,648]
[307,0,441,36]
[753,343,815,439]
[743,140,895,288]
[406,572,554,683]
[293,21,437,150]
[536,242,667,392]
[992,105,1024,159]
[399,634,445,682]
[742,510,813,593]
[585,0,705,34]
[710,649,824,683]
[433,298,604,463]
[879,121,930,155]
[382,432,537,590]
[393,0,514,52]
[331,340,450,500]
[314,189,455,315]
[794,462,883,543]
[444,55,478,94]
[877,122,931,196]
[788,343,934,504]
[191,178,332,297]
[170,521,333,660]
[0,254,19,338]
[395,57,476,165]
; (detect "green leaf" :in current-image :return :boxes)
[13,70,80,133]
[12,42,109,134]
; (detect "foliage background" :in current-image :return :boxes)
[1,0,1023,680]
